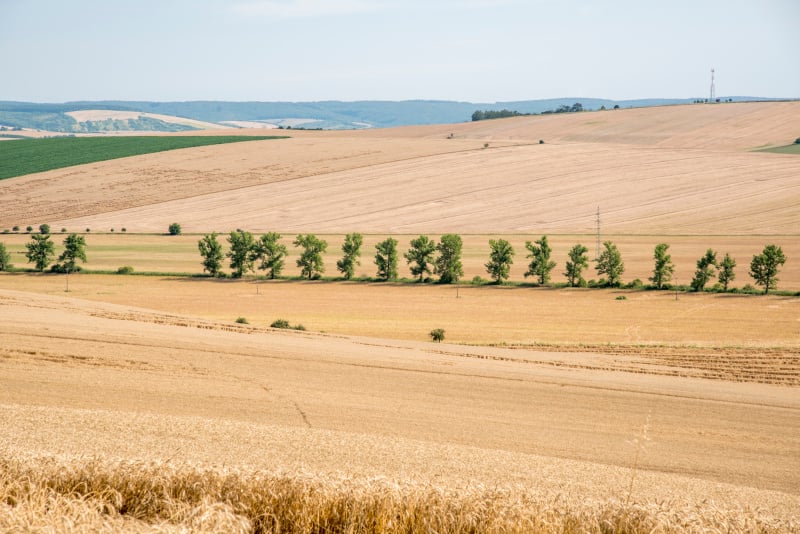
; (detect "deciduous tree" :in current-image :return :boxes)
[718,253,736,291]
[168,223,182,236]
[749,245,786,294]
[691,249,718,292]
[595,241,625,287]
[524,235,556,285]
[404,235,436,282]
[198,232,224,276]
[294,234,327,280]
[485,239,514,283]
[25,233,55,272]
[253,232,288,279]
[564,243,588,287]
[57,233,87,272]
[434,234,463,284]
[649,243,674,289]
[336,233,363,280]
[0,242,11,271]
[227,230,256,278]
[374,237,399,281]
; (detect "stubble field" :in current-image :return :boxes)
[1,102,799,531]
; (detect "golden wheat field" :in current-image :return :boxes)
[1,102,800,532]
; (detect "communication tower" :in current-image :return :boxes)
[709,68,716,102]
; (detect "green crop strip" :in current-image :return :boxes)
[0,135,286,180]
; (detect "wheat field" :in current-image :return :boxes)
[1,102,799,531]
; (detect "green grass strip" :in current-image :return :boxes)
[0,135,287,180]
[757,143,800,155]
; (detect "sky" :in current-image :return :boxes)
[1,0,798,103]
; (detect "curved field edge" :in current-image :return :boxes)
[0,135,286,180]
[1,452,795,533]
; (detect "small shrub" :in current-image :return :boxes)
[168,222,182,236]
[235,317,249,324]
[2,229,8,234]
[12,226,19,232]
[795,137,800,144]
[293,324,306,331]
[615,295,627,300]
[271,319,291,329]
[85,228,91,233]
[430,328,445,342]
[121,228,127,232]
[625,278,644,289]
[39,223,50,234]
[117,265,135,274]
[471,275,487,285]
[51,264,81,274]
[539,139,545,144]
[61,227,67,233]
[26,226,33,233]
[110,228,115,232]
[483,142,489,148]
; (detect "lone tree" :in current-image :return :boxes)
[485,239,515,284]
[336,232,363,280]
[253,232,288,279]
[404,235,436,282]
[374,237,399,281]
[595,241,625,286]
[168,223,182,236]
[39,223,50,235]
[25,233,55,271]
[198,232,224,276]
[434,234,464,284]
[0,242,11,271]
[430,328,446,343]
[749,244,786,294]
[564,243,589,287]
[649,243,675,289]
[227,230,256,278]
[294,234,327,280]
[718,252,736,291]
[524,235,556,285]
[57,233,87,272]
[691,249,718,292]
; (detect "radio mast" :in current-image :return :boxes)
[709,68,715,102]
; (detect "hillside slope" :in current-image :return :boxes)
[1,102,798,235]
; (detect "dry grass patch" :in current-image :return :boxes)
[2,451,795,533]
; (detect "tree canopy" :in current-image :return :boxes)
[485,239,514,283]
[595,241,624,286]
[434,234,464,284]
[374,237,399,281]
[25,233,55,271]
[524,236,556,285]
[337,233,363,280]
[198,232,224,277]
[254,232,288,279]
[749,245,786,294]
[404,235,436,282]
[294,234,327,280]
[564,243,589,287]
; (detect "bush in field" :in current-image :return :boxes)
[39,224,50,234]
[564,243,589,287]
[749,244,786,294]
[26,226,33,233]
[198,232,224,277]
[430,328,445,342]
[405,235,436,282]
[235,317,249,324]
[525,235,556,285]
[12,226,19,232]
[691,249,718,292]
[595,241,624,287]
[168,222,182,236]
[25,233,55,271]
[0,243,11,271]
[374,237,399,281]
[485,239,514,283]
[60,227,67,233]
[254,232,288,279]
[117,265,134,274]
[271,319,290,329]
[294,234,327,280]
[434,234,463,284]
[337,233,362,280]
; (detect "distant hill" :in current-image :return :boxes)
[0,97,793,133]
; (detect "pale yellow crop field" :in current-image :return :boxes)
[2,103,800,530]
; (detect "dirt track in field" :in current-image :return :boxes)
[1,102,798,235]
[1,288,798,510]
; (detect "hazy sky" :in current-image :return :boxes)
[2,0,798,103]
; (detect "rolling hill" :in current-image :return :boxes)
[0,101,797,236]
